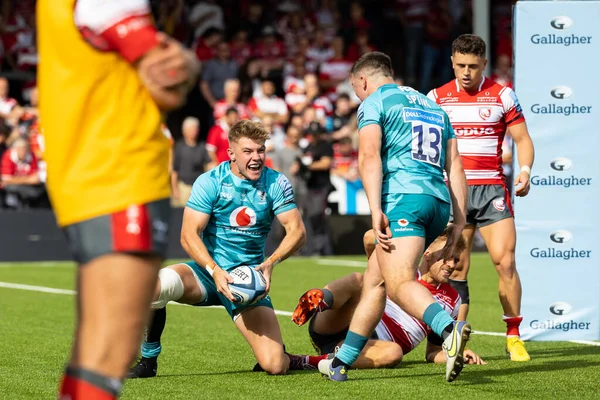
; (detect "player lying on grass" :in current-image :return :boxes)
[292,228,486,369]
[129,120,313,378]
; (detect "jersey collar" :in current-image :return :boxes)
[455,76,486,93]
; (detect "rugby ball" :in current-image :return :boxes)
[228,266,268,305]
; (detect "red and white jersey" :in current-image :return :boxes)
[427,77,525,185]
[374,275,461,354]
[318,57,353,98]
[213,100,251,121]
[248,95,288,118]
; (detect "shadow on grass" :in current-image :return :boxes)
[481,345,600,362]
[155,370,255,378]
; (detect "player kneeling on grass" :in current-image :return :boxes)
[129,120,310,378]
[292,228,486,369]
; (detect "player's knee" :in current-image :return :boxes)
[375,345,403,368]
[350,272,364,289]
[494,253,516,279]
[363,230,376,256]
[151,268,184,309]
[259,353,288,375]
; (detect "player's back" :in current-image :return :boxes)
[187,162,296,270]
[37,0,170,227]
[358,84,454,204]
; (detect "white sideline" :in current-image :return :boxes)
[1,281,598,346]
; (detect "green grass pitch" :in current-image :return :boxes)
[1,254,599,399]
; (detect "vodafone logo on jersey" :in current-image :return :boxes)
[229,206,257,229]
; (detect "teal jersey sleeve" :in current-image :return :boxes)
[187,171,218,214]
[270,172,297,215]
[357,93,383,130]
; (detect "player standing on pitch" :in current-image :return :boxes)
[37,0,198,398]
[128,120,309,378]
[320,52,471,383]
[428,34,535,362]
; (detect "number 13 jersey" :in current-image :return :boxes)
[357,84,455,205]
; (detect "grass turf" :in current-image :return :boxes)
[1,254,599,399]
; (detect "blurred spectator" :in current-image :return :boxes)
[301,122,334,255]
[240,2,269,42]
[0,77,18,120]
[1,137,45,209]
[263,115,286,156]
[283,55,308,93]
[346,29,376,62]
[342,1,371,47]
[230,30,253,66]
[492,54,513,89]
[273,124,306,206]
[194,27,223,62]
[304,73,333,122]
[189,0,225,41]
[206,107,240,164]
[171,117,213,207]
[307,29,335,66]
[318,36,352,101]
[278,10,314,57]
[314,0,339,41]
[332,136,360,182]
[213,79,251,121]
[419,0,452,93]
[200,41,238,110]
[248,78,289,125]
[398,0,430,88]
[253,26,286,78]
[325,93,357,141]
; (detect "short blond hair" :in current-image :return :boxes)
[228,120,270,143]
[429,226,467,254]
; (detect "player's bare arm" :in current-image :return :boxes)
[255,208,305,293]
[180,207,236,302]
[358,124,391,248]
[508,121,535,197]
[442,138,468,260]
[425,341,486,365]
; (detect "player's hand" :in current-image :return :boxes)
[372,209,392,251]
[142,33,199,89]
[255,261,274,294]
[514,170,531,197]
[212,266,237,302]
[439,223,464,262]
[464,349,487,365]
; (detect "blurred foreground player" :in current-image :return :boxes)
[293,228,485,368]
[428,34,535,361]
[37,0,199,398]
[129,120,308,378]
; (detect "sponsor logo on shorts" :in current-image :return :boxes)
[394,219,414,233]
[492,197,505,212]
[229,206,257,229]
[398,219,409,227]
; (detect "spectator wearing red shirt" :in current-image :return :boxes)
[318,36,352,101]
[253,26,286,78]
[230,30,253,66]
[206,107,240,164]
[248,79,289,126]
[306,29,335,67]
[213,79,251,121]
[1,137,45,208]
[0,77,18,120]
[194,27,223,62]
[346,30,376,62]
[491,54,513,89]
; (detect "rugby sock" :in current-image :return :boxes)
[307,354,328,368]
[332,331,368,368]
[287,354,328,370]
[423,302,455,339]
[503,315,523,337]
[141,308,166,359]
[59,366,122,400]
[321,288,334,310]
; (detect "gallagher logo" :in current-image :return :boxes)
[229,206,257,229]
[549,230,572,244]
[549,302,572,316]
[550,16,573,30]
[531,158,592,188]
[550,86,572,99]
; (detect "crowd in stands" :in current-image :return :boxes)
[0,0,517,253]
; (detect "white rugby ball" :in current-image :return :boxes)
[228,265,268,305]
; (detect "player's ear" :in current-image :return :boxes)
[227,147,235,161]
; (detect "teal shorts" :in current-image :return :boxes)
[384,194,450,248]
[185,261,274,320]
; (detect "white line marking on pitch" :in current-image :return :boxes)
[316,259,367,267]
[1,281,598,346]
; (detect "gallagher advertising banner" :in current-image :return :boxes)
[514,1,600,340]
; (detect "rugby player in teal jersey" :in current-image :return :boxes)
[321,52,471,383]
